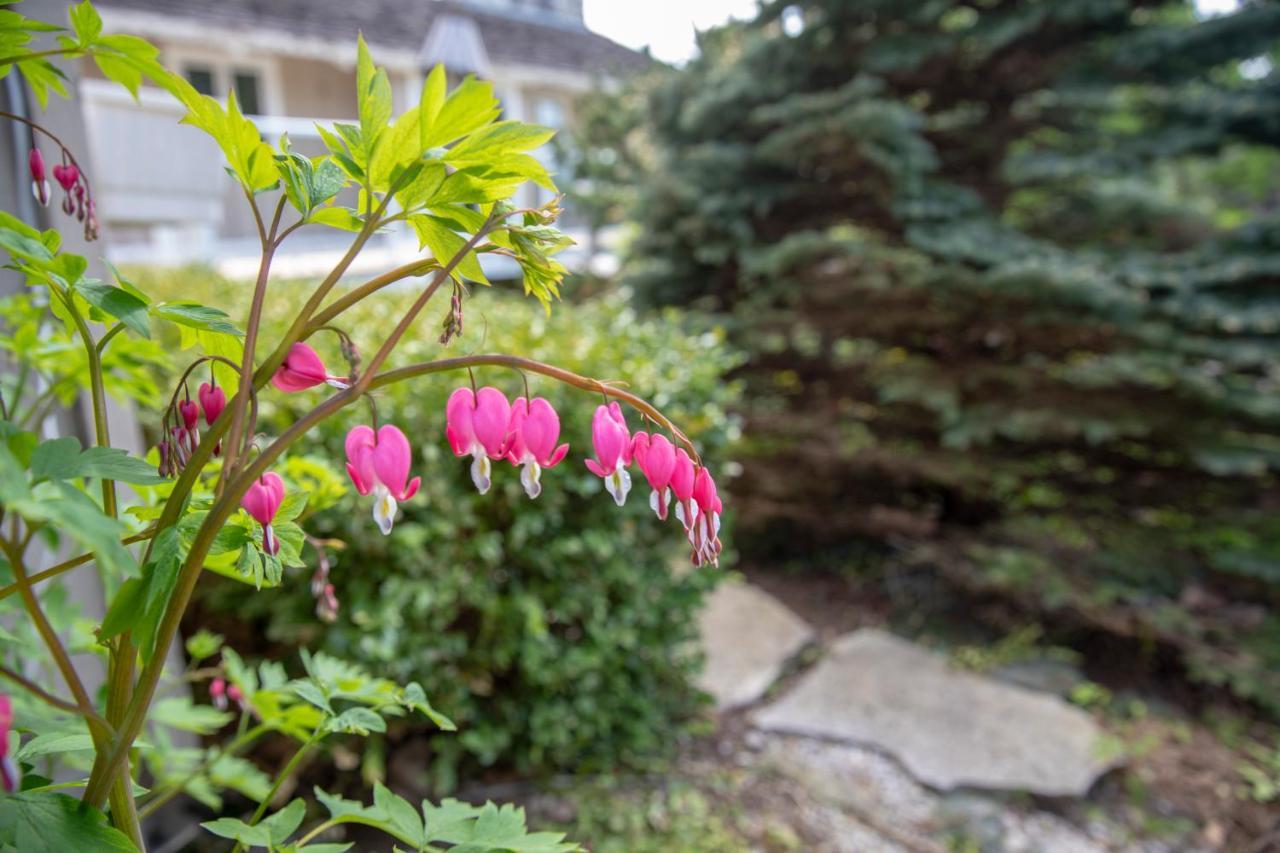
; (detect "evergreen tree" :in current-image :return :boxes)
[616,0,1280,711]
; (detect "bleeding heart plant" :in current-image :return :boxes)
[0,4,721,849]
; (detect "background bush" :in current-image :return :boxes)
[135,267,742,790]
[581,0,1280,713]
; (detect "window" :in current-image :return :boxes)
[233,72,261,115]
[185,66,215,96]
[180,64,266,115]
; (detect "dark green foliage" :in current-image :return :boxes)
[145,268,742,788]
[610,1,1280,711]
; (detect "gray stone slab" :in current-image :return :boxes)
[697,580,815,710]
[752,629,1115,797]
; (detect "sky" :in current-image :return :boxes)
[584,0,760,65]
[585,0,1246,65]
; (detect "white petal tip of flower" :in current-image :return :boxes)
[325,378,351,389]
[521,462,542,499]
[605,467,631,507]
[373,492,397,536]
[470,455,491,495]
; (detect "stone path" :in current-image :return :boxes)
[694,580,1178,852]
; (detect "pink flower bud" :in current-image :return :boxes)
[271,342,348,392]
[178,399,199,432]
[632,432,677,520]
[198,381,226,425]
[52,162,78,192]
[28,149,49,207]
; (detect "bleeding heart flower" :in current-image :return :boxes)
[51,162,78,192]
[345,424,422,535]
[271,343,348,392]
[198,382,226,425]
[178,399,199,432]
[584,402,632,506]
[28,148,49,207]
[241,471,285,555]
[505,397,569,499]
[689,467,724,567]
[670,448,697,530]
[446,387,512,494]
[0,694,17,793]
[631,432,678,520]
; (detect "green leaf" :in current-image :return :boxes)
[421,75,500,149]
[74,280,150,338]
[308,206,365,232]
[30,436,165,485]
[369,105,422,191]
[323,706,386,735]
[374,782,424,845]
[175,78,277,192]
[67,0,102,44]
[14,732,94,762]
[0,792,136,852]
[410,215,487,284]
[0,211,53,262]
[202,798,305,847]
[99,526,180,650]
[356,34,393,165]
[185,629,224,662]
[446,121,554,166]
[152,301,242,336]
[150,696,233,735]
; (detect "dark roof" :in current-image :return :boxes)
[100,0,650,75]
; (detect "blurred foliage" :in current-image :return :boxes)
[133,265,742,788]
[573,1,1280,713]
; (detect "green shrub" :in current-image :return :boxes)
[135,266,742,788]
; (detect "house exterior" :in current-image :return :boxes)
[84,0,647,276]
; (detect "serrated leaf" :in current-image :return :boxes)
[0,793,136,852]
[152,302,242,336]
[70,280,150,337]
[150,696,233,735]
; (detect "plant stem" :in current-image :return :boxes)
[236,733,318,847]
[0,664,94,718]
[374,355,702,463]
[0,529,153,602]
[306,259,439,330]
[219,242,277,489]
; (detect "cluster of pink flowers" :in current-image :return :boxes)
[158,381,226,477]
[156,342,724,628]
[27,146,97,240]
[588,403,724,567]
[209,676,246,713]
[445,387,724,566]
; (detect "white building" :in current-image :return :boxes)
[86,0,647,277]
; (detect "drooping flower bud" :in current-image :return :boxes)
[178,399,199,432]
[271,342,349,392]
[28,148,50,207]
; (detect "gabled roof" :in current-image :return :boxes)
[98,0,651,75]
